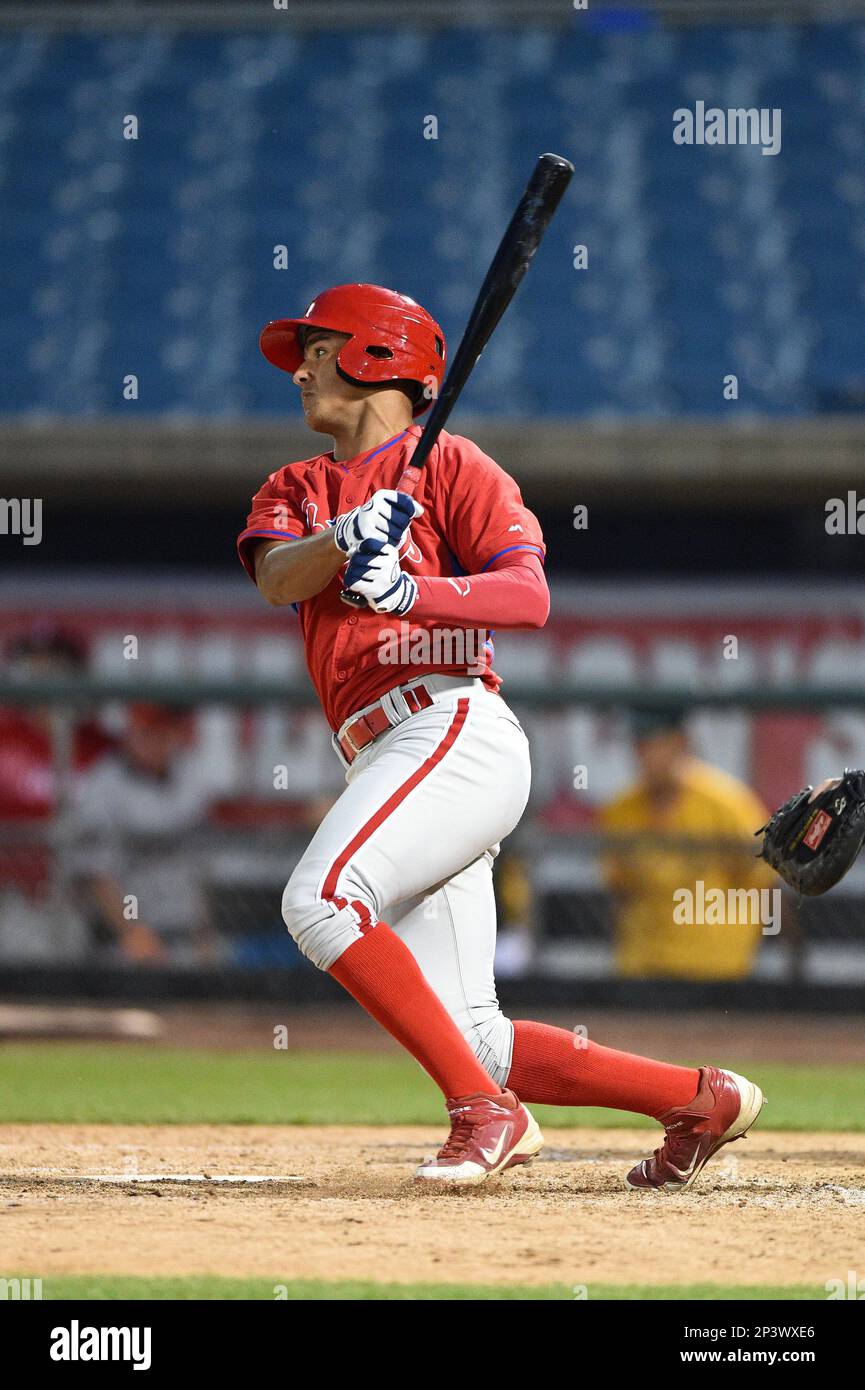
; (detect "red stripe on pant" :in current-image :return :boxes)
[324,696,499,1097]
[322,697,470,905]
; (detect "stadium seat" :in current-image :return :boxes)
[0,22,861,418]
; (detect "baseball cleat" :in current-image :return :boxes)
[625,1066,765,1194]
[415,1088,544,1185]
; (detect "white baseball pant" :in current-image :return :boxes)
[281,676,532,1086]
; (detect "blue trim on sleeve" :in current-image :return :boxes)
[239,528,303,543]
[480,543,545,572]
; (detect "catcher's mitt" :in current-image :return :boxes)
[756,769,865,896]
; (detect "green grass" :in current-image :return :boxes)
[0,1044,862,1130]
[12,1274,830,1301]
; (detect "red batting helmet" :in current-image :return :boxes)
[259,283,446,417]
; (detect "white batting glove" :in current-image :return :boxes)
[332,489,423,555]
[343,540,418,615]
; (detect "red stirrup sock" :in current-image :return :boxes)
[329,922,501,1100]
[507,1020,700,1119]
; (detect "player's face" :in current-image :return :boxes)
[292,329,365,433]
[126,724,185,776]
[636,729,688,794]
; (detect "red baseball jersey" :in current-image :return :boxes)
[237,424,545,731]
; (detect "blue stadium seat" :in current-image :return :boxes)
[0,22,862,418]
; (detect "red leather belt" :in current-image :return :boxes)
[337,682,435,765]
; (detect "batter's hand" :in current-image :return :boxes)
[333,490,423,555]
[343,540,418,615]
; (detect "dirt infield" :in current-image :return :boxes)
[2,1124,864,1290]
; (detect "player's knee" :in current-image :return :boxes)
[465,1011,515,1091]
[281,872,376,973]
[281,874,327,966]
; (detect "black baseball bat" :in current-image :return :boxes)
[340,151,574,607]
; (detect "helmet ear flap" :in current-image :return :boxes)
[335,359,418,408]
[334,360,360,391]
[397,378,426,408]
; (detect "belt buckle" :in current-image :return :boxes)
[342,711,378,760]
[342,724,363,757]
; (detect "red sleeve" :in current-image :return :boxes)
[412,550,549,629]
[435,435,545,575]
[237,469,306,581]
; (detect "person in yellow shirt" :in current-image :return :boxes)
[600,707,778,980]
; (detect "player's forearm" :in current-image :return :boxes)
[411,553,550,629]
[255,530,345,605]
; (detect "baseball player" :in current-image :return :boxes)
[238,283,764,1190]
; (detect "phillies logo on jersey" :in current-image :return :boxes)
[303,497,422,563]
[301,498,327,534]
[400,532,422,564]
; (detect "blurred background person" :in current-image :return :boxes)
[72,703,214,966]
[0,622,113,819]
[0,623,113,960]
[600,707,778,981]
[494,852,536,978]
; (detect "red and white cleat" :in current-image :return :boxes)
[415,1088,544,1185]
[625,1067,765,1193]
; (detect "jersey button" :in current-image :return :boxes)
[345,494,356,503]
[336,669,348,681]
[347,615,358,626]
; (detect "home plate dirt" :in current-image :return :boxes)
[1,1125,864,1289]
[80,1175,307,1184]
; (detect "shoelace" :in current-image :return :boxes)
[436,1105,488,1160]
[653,1118,706,1173]
[657,1136,697,1167]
